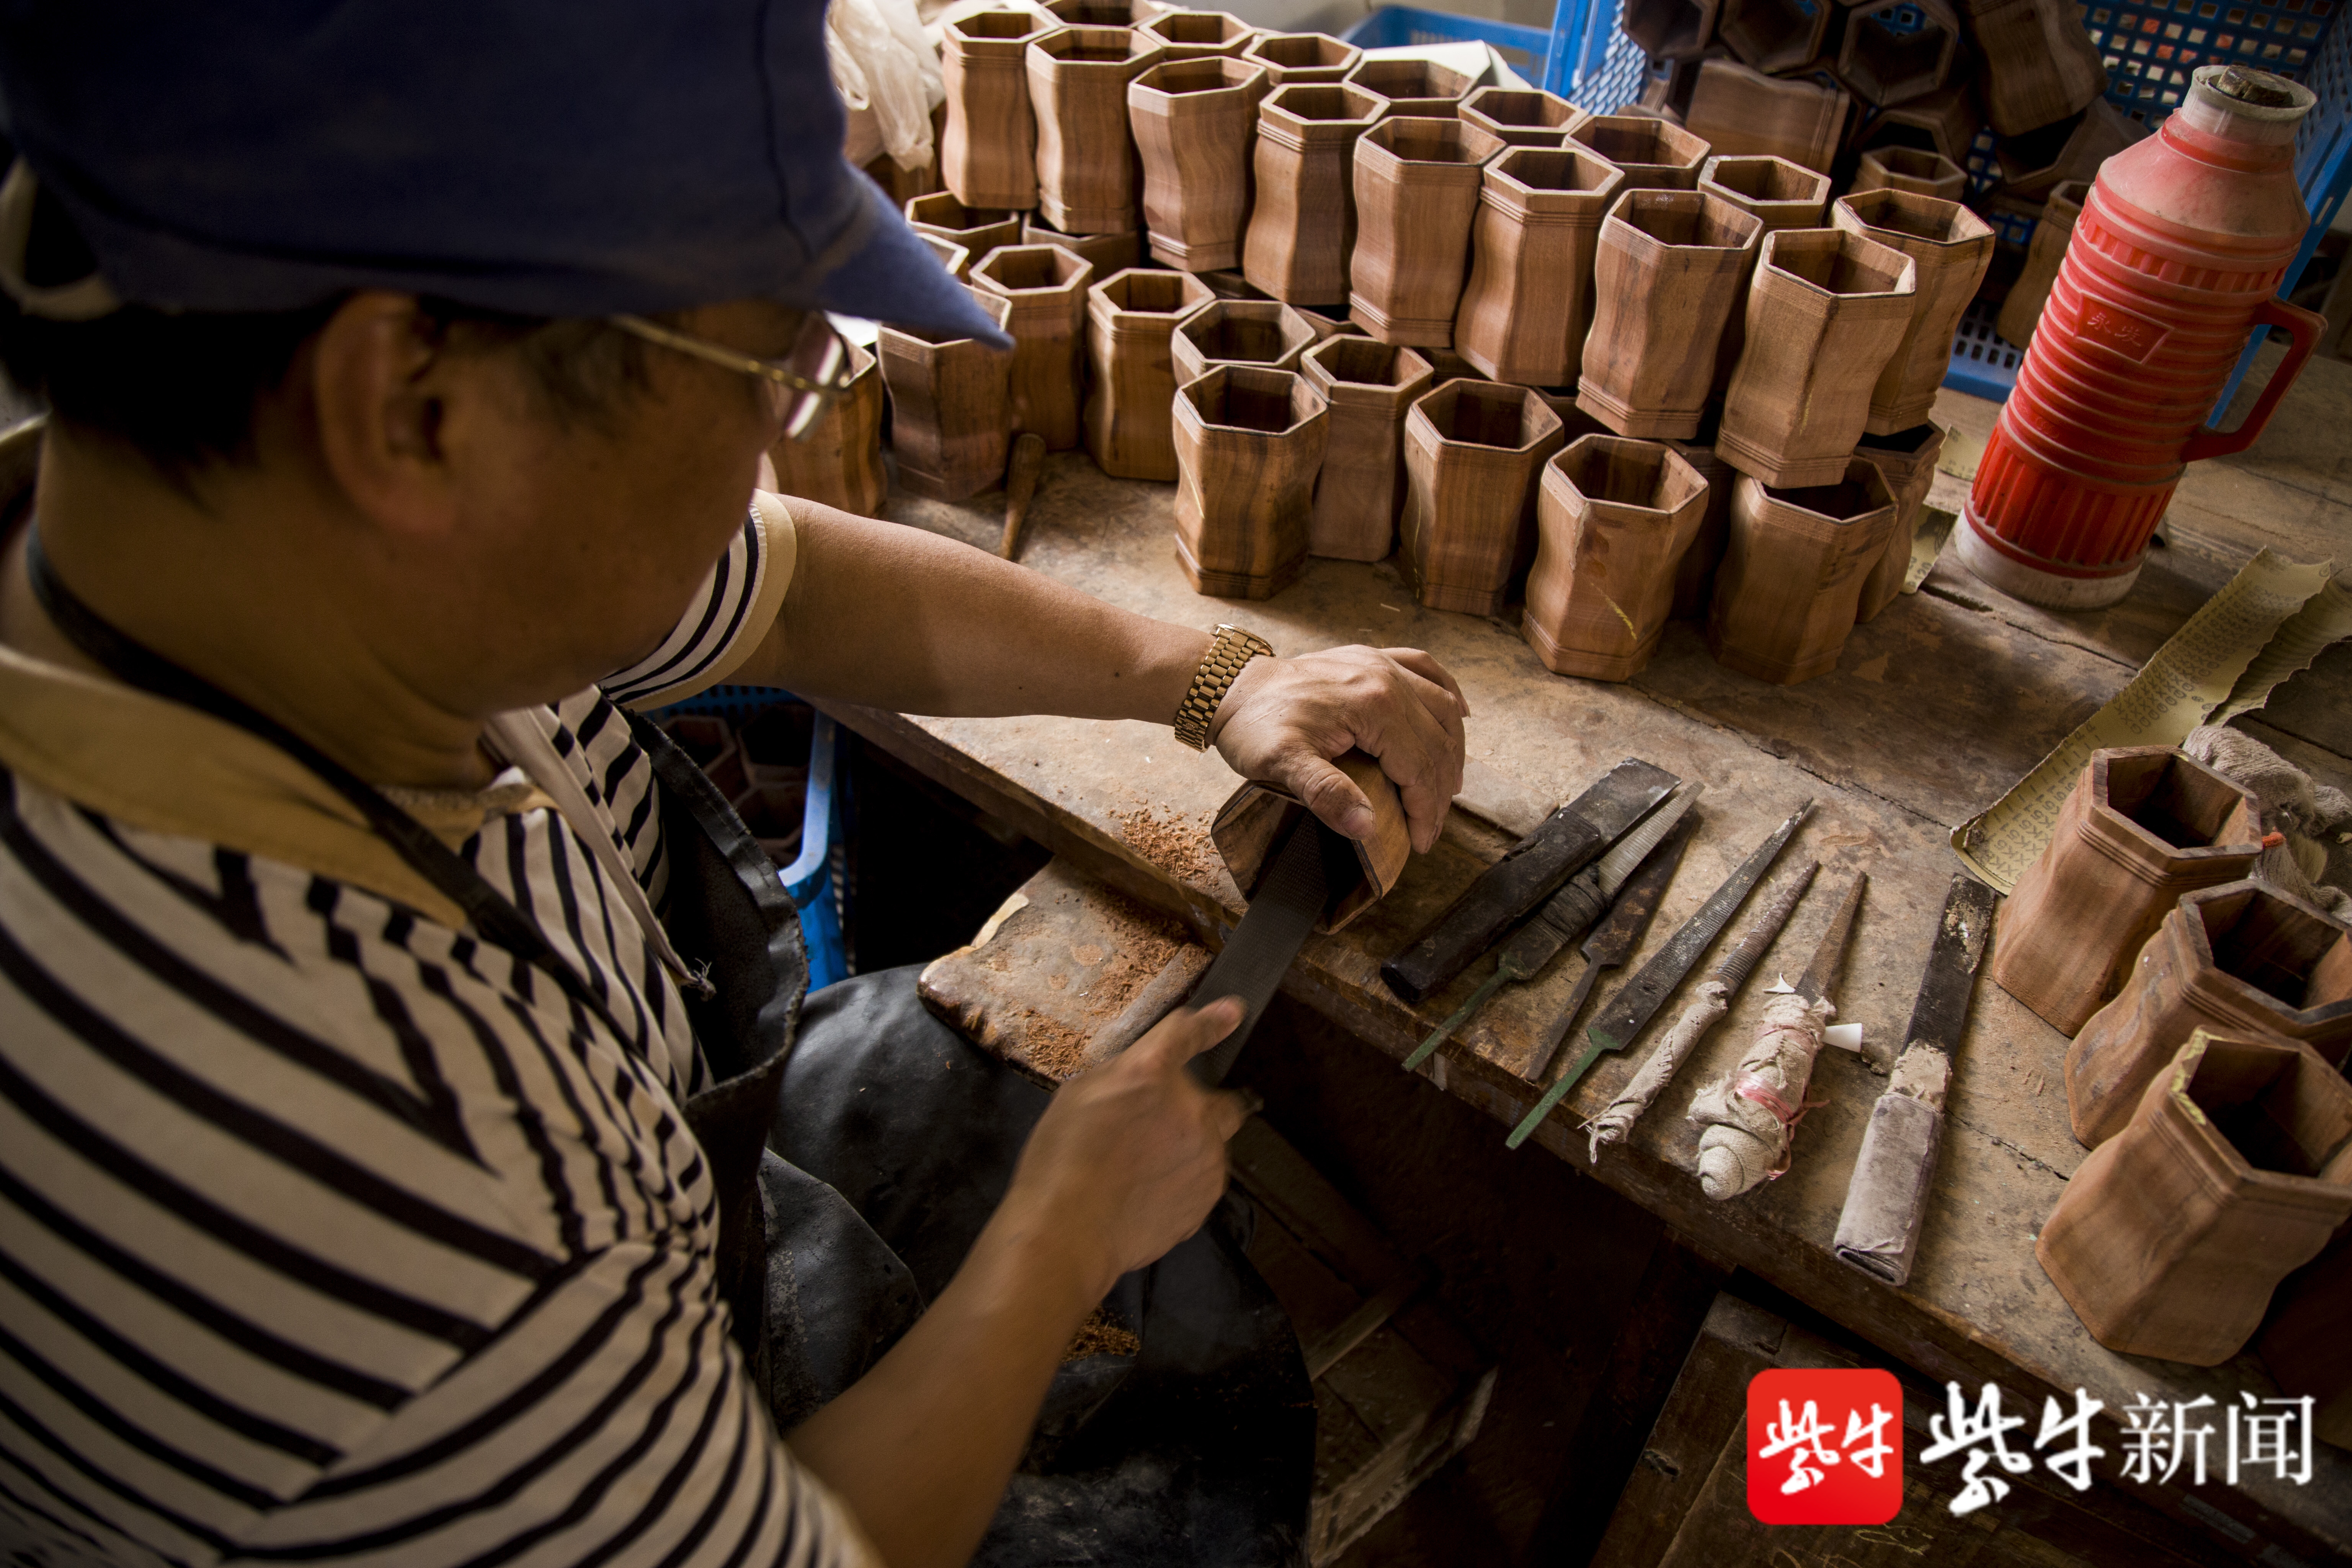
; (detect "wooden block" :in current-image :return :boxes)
[2039,1030,2352,1365]
[1085,266,1215,481]
[1300,335,1433,562]
[1680,58,1848,173]
[1245,83,1389,307]
[1993,179,2088,348]
[1399,379,1567,616]
[2066,880,2352,1146]
[1990,748,2264,1036]
[1171,365,1328,599]
[941,8,1055,209]
[970,242,1095,452]
[1021,212,1143,276]
[1577,188,1761,440]
[905,190,1023,258]
[1135,6,1254,60]
[1961,0,2110,136]
[1836,0,1961,107]
[918,232,973,281]
[1524,434,1712,681]
[1458,85,1584,147]
[1856,80,1982,165]
[1851,145,1968,201]
[1695,155,1832,395]
[1715,0,1834,74]
[1028,24,1163,236]
[1705,461,1896,684]
[877,286,1016,503]
[1832,188,1994,434]
[1241,30,1363,86]
[1568,112,1713,189]
[1851,419,1944,619]
[1169,297,1318,385]
[1619,0,1724,62]
[1993,96,2148,201]
[768,343,885,517]
[1349,116,1509,346]
[1129,56,1271,272]
[1717,226,1916,488]
[1209,750,1410,931]
[1454,145,1625,387]
[1342,55,1478,118]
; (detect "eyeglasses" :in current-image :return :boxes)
[608,310,856,442]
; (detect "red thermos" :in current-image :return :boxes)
[1958,66,2327,609]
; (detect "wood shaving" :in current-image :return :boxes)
[1114,805,1218,886]
[1062,1307,1141,1362]
[1020,1009,1092,1080]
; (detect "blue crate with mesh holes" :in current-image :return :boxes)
[647,684,850,990]
[1945,0,2350,400]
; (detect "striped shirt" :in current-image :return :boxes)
[0,497,882,1568]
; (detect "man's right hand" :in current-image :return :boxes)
[1000,997,1252,1294]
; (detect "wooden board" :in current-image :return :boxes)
[832,357,2352,1558]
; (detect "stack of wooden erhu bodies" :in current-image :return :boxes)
[827,0,2127,688]
[1977,742,2352,1446]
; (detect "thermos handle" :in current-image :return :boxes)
[2181,295,2329,462]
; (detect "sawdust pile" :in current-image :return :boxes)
[1114,805,1218,886]
[1062,1307,1142,1363]
[1019,1009,1091,1080]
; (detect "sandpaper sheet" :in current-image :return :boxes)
[1952,549,2351,892]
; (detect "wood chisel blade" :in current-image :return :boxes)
[1583,799,1813,1058]
[1381,758,1677,1004]
[1189,809,1341,1086]
[1833,874,1998,1287]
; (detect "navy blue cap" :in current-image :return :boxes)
[0,0,1008,343]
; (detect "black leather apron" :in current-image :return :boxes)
[24,525,1313,1564]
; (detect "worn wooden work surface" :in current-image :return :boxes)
[817,353,2352,1558]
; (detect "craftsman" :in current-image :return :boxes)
[0,7,1468,1568]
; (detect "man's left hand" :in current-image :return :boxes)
[1209,645,1468,854]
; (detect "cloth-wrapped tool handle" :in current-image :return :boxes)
[1833,1091,1944,1286]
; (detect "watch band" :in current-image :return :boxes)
[1173,624,1273,751]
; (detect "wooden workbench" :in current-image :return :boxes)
[817,352,2352,1560]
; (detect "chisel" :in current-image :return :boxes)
[1505,799,1812,1150]
[1382,758,1679,1004]
[1832,874,1999,1286]
[1401,784,1700,1071]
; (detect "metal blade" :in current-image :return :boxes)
[1893,874,1998,1060]
[1521,825,1693,1083]
[1596,782,1701,898]
[1190,810,1336,1086]
[1381,758,1678,1003]
[1831,874,1999,1286]
[1710,862,1819,992]
[1795,873,1868,1004]
[1583,799,1813,1057]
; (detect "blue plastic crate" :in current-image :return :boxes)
[647,684,851,991]
[1340,5,1552,72]
[1936,0,2349,402]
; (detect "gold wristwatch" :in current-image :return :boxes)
[1173,624,1274,751]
